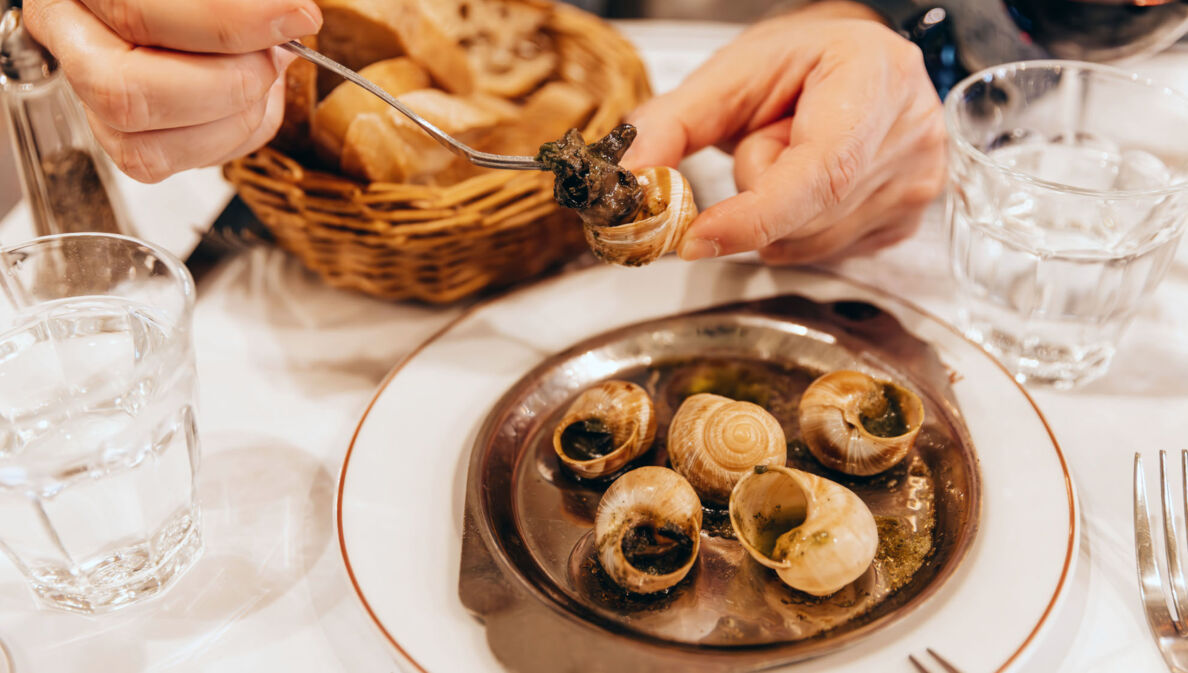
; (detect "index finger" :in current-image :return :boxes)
[76,0,321,53]
[621,26,817,171]
[677,57,900,260]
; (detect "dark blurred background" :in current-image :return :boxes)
[561,0,803,22]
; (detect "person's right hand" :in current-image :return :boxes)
[623,1,947,265]
[23,0,322,183]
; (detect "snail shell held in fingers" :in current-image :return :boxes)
[667,393,787,504]
[585,166,698,267]
[729,465,878,596]
[798,370,925,476]
[595,466,702,594]
[553,380,657,479]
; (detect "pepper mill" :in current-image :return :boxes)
[0,1,131,237]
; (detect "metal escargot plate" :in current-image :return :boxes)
[337,260,1077,673]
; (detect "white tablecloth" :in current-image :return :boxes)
[1,21,1186,673]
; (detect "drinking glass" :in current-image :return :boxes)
[945,60,1188,388]
[0,233,201,613]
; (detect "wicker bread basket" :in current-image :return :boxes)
[223,3,651,304]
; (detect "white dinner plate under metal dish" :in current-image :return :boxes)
[337,260,1077,673]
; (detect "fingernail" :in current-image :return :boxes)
[678,238,721,261]
[273,7,320,41]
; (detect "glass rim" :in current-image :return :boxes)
[0,232,196,330]
[944,59,1188,200]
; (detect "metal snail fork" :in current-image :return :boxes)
[908,648,965,673]
[280,40,546,172]
[1134,450,1188,672]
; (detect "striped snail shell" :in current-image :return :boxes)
[595,466,702,594]
[798,370,924,476]
[584,166,698,267]
[666,393,787,504]
[729,465,878,596]
[553,380,657,479]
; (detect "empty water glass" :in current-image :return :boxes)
[0,233,201,613]
[945,60,1188,389]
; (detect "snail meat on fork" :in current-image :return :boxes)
[595,466,702,594]
[798,370,925,477]
[729,465,878,596]
[553,380,657,479]
[537,124,698,266]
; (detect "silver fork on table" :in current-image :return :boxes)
[1134,450,1188,672]
[908,648,964,673]
[279,41,546,172]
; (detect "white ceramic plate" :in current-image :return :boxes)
[337,260,1077,673]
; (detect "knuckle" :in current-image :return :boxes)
[78,62,153,132]
[921,113,948,151]
[98,0,152,44]
[115,136,174,183]
[234,105,260,140]
[232,57,272,109]
[890,44,926,84]
[903,180,942,208]
[212,16,247,52]
[749,211,778,250]
[818,139,866,208]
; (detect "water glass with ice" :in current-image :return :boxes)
[945,60,1188,388]
[0,233,201,613]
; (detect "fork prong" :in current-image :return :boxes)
[925,648,963,673]
[1160,450,1188,631]
[1136,453,1178,640]
[1181,449,1188,602]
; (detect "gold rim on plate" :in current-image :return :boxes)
[334,263,1077,673]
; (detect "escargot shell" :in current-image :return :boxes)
[595,466,702,594]
[584,166,698,267]
[553,380,657,479]
[798,370,925,476]
[729,465,877,596]
[667,393,787,504]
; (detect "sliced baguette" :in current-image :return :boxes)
[340,89,498,183]
[311,57,431,164]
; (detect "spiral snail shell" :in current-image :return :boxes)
[584,166,698,267]
[667,393,787,504]
[798,370,925,476]
[729,465,878,596]
[553,380,657,479]
[595,466,702,594]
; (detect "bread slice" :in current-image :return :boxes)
[464,0,557,98]
[484,80,597,156]
[315,0,556,97]
[316,0,475,95]
[340,89,498,183]
[271,34,318,156]
[311,57,431,164]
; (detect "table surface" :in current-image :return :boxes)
[1,20,1187,673]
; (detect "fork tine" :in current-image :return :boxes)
[1136,453,1178,639]
[1160,450,1188,631]
[925,648,963,673]
[1181,449,1188,599]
